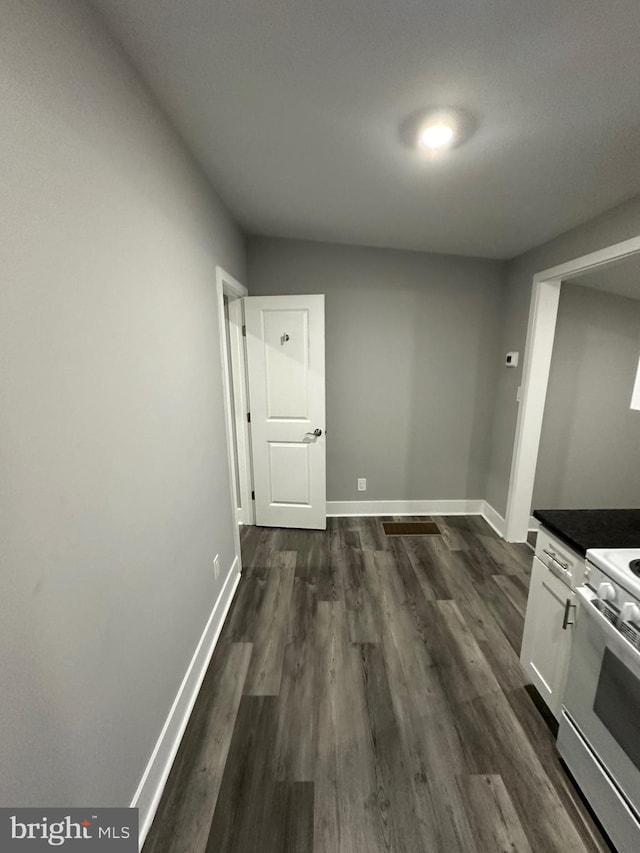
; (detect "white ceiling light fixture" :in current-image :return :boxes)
[400,107,476,155]
[419,123,454,149]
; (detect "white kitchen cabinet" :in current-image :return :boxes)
[520,528,586,720]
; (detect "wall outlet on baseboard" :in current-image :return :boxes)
[357,478,366,492]
[213,554,220,580]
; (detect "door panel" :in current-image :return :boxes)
[263,309,309,418]
[268,442,310,505]
[245,295,326,529]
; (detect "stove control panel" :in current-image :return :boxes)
[585,564,609,596]
[597,581,616,603]
[585,560,640,647]
[621,602,640,625]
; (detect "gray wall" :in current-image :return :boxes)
[485,196,640,516]
[247,237,505,503]
[532,283,640,509]
[1,0,244,808]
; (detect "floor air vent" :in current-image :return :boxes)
[382,521,441,536]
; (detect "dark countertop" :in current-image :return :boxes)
[533,509,640,556]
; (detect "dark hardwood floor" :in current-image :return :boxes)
[143,515,611,853]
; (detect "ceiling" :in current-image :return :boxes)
[93,0,640,259]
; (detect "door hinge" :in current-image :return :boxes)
[242,325,246,337]
[251,490,255,501]
[247,412,251,423]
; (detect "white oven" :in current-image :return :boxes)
[558,553,640,853]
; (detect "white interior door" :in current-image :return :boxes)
[245,295,326,529]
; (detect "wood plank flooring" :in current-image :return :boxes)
[143,515,612,853]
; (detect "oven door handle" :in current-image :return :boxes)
[575,585,640,676]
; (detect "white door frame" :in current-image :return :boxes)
[216,267,254,530]
[504,235,640,542]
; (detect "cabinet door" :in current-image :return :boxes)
[520,556,574,720]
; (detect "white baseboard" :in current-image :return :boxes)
[480,503,538,542]
[131,558,241,849]
[480,500,506,537]
[325,498,516,543]
[326,499,484,517]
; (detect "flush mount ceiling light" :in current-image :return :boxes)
[419,123,454,149]
[400,107,476,154]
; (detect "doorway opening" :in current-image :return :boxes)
[216,278,328,536]
[504,235,640,542]
[216,267,254,548]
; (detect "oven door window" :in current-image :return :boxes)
[594,647,640,772]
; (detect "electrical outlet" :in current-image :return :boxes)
[213,554,220,580]
[357,478,366,492]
